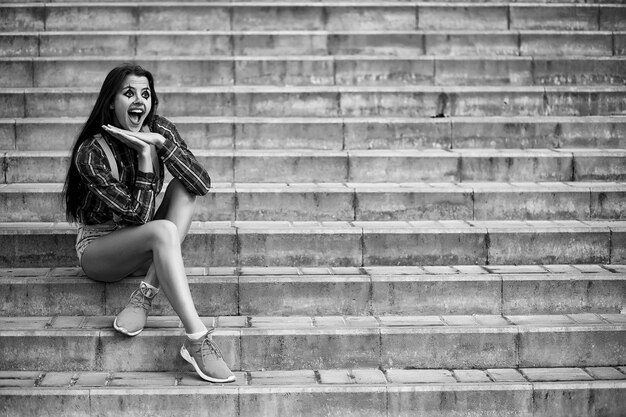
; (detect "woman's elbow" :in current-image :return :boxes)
[120,208,151,225]
[197,183,210,197]
[195,175,211,196]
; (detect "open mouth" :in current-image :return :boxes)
[128,108,145,125]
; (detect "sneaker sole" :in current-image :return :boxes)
[113,317,144,337]
[180,345,236,384]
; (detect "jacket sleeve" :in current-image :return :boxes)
[153,116,211,196]
[75,139,158,224]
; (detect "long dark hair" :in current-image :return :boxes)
[62,64,159,223]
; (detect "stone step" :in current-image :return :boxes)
[1,220,624,267]
[2,368,626,417]
[2,368,625,417]
[1,265,625,317]
[2,86,625,118]
[2,116,625,151]
[3,56,626,88]
[5,0,626,3]
[2,30,622,57]
[2,3,624,32]
[1,314,625,371]
[2,182,626,222]
[3,148,625,184]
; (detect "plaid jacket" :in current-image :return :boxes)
[75,115,211,225]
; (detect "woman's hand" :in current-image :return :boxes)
[102,124,151,153]
[102,124,160,173]
[102,124,165,149]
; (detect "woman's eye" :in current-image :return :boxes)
[123,91,133,98]
[142,92,150,99]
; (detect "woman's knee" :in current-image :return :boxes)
[147,219,180,247]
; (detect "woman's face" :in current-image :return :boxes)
[111,74,152,132]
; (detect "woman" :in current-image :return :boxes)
[63,64,235,383]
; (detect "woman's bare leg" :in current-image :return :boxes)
[81,179,234,383]
[138,178,197,288]
[80,180,204,334]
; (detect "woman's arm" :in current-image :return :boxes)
[104,117,211,196]
[153,117,211,196]
[75,138,158,224]
[102,124,155,175]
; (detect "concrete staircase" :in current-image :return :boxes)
[1,1,625,416]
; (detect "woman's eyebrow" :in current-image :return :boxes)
[120,84,150,93]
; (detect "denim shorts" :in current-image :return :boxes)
[75,222,125,267]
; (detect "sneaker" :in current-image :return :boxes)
[113,282,157,336]
[180,330,236,383]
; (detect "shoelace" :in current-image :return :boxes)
[128,288,152,311]
[195,329,224,360]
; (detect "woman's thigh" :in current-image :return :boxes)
[153,178,196,240]
[125,180,197,276]
[80,223,161,282]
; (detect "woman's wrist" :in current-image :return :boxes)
[153,134,166,149]
[140,125,166,149]
[137,149,154,173]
